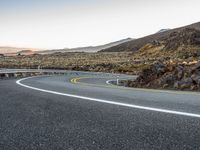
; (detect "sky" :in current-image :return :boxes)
[0,0,200,49]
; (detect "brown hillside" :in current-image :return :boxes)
[100,22,200,52]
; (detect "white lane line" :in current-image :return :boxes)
[16,76,200,118]
[106,80,113,85]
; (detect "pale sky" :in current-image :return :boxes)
[0,0,200,49]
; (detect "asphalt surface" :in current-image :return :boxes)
[1,71,200,150]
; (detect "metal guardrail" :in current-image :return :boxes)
[0,69,67,74]
[0,69,137,80]
[0,69,68,78]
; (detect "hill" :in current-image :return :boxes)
[0,47,39,54]
[100,22,200,52]
[0,38,132,56]
[117,22,200,91]
[38,38,132,54]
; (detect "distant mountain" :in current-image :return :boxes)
[0,47,39,54]
[0,38,132,56]
[156,29,170,33]
[17,50,36,56]
[100,21,200,52]
[38,38,133,54]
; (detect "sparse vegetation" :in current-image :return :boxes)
[1,22,200,91]
[0,52,141,74]
[124,27,200,91]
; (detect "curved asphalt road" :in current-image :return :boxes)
[1,71,200,149]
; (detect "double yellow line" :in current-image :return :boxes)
[70,77,81,84]
[71,77,91,84]
[70,76,114,88]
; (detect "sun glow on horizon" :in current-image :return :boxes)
[0,0,200,49]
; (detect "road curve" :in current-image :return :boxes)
[1,71,200,149]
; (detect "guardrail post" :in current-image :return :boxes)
[116,76,120,86]
[5,73,10,78]
[117,79,119,85]
[22,73,27,77]
[14,73,19,78]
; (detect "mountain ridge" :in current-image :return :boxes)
[100,21,200,52]
[0,38,133,55]
[0,47,39,54]
[38,38,132,54]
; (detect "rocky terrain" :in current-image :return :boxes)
[125,26,200,91]
[127,61,200,91]
[1,22,200,91]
